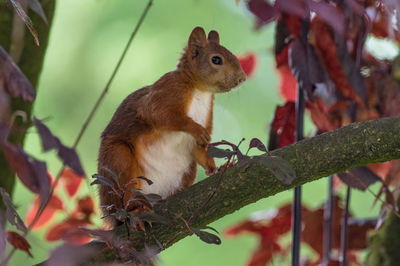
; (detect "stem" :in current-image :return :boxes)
[291,18,308,266]
[341,186,351,266]
[322,176,334,265]
[72,0,153,149]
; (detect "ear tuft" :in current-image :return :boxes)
[208,30,220,44]
[188,27,207,48]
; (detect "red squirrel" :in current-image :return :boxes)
[97,27,246,225]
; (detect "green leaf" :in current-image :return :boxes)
[207,146,234,158]
[192,228,221,245]
[91,174,114,187]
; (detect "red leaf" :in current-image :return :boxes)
[269,101,295,149]
[303,196,375,256]
[75,196,95,217]
[306,98,349,133]
[385,160,400,186]
[45,217,92,245]
[276,44,298,101]
[60,167,84,197]
[25,194,64,230]
[224,204,291,265]
[311,19,363,105]
[237,53,258,77]
[277,64,297,101]
[6,231,32,257]
[247,0,278,25]
[248,243,281,266]
[367,161,392,180]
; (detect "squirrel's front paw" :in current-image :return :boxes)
[194,126,210,147]
[205,158,217,175]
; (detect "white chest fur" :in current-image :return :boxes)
[140,89,213,198]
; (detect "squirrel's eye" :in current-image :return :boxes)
[211,56,223,65]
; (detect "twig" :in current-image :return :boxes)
[340,186,351,266]
[322,176,334,265]
[291,17,308,266]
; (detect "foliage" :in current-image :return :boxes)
[223,0,400,265]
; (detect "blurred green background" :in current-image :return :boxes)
[8,0,382,265]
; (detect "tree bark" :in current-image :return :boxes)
[0,0,56,196]
[87,116,400,263]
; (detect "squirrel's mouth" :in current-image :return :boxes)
[216,78,245,93]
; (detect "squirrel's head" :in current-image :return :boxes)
[179,27,246,93]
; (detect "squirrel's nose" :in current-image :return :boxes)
[238,72,246,85]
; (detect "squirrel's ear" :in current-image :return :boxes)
[188,27,207,48]
[208,30,219,44]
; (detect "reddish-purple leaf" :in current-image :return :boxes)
[307,0,344,35]
[0,188,28,234]
[57,145,85,177]
[256,155,296,185]
[0,221,5,258]
[248,138,267,153]
[344,0,363,14]
[0,123,9,142]
[289,39,327,99]
[337,166,381,191]
[0,46,35,101]
[276,0,308,18]
[6,231,32,257]
[247,0,278,25]
[6,0,39,45]
[207,145,234,159]
[46,244,97,266]
[33,118,85,176]
[1,143,50,198]
[269,101,296,150]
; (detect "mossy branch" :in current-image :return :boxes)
[89,116,400,263]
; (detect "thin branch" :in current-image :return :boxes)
[292,17,309,266]
[72,0,153,149]
[322,176,334,265]
[340,187,351,266]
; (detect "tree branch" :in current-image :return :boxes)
[92,116,400,262]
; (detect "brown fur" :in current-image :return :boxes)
[97,27,246,227]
